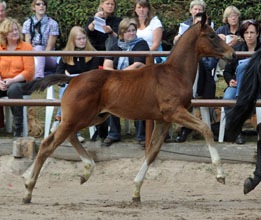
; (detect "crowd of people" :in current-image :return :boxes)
[0,0,260,147]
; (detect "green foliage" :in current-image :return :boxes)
[5,0,261,50]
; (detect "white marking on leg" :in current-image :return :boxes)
[133,160,149,199]
[80,156,95,181]
[208,145,225,178]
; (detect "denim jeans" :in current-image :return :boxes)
[235,59,250,97]
[108,115,145,141]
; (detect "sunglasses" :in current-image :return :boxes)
[242,19,256,25]
[35,2,46,6]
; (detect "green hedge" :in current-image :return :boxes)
[6,0,261,50]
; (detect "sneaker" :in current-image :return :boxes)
[50,120,60,133]
[77,135,85,143]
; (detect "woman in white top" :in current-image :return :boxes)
[134,0,163,52]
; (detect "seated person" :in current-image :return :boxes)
[223,19,261,144]
[51,26,100,143]
[22,0,59,78]
[103,17,149,147]
[0,18,34,137]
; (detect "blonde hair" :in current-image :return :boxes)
[0,17,23,46]
[118,18,137,41]
[0,1,7,9]
[97,0,117,13]
[190,0,206,11]
[223,6,241,23]
[62,26,96,65]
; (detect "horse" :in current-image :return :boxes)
[226,49,261,195]
[21,13,234,203]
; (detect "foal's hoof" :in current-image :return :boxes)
[132,197,141,203]
[216,177,225,184]
[244,178,255,195]
[22,197,31,204]
[80,175,87,185]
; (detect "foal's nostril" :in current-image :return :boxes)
[232,52,236,59]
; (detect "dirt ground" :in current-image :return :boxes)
[1,155,261,220]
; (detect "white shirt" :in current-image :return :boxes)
[137,16,162,48]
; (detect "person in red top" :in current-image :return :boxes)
[0,17,34,137]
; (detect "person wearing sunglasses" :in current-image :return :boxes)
[22,0,59,78]
[223,19,261,144]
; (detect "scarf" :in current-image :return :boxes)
[117,37,143,70]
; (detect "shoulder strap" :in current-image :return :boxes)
[29,17,35,41]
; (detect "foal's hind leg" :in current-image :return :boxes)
[67,133,95,184]
[171,107,225,183]
[133,120,170,202]
[23,124,72,204]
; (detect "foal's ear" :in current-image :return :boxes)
[201,11,207,28]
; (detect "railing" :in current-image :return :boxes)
[0,50,255,149]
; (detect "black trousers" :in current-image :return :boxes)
[254,123,261,178]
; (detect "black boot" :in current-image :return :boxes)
[12,107,23,138]
[243,175,261,195]
[175,127,192,143]
[236,132,245,144]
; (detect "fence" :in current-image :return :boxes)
[0,50,256,148]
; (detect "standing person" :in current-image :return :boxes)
[216,6,243,47]
[102,18,150,147]
[134,0,163,62]
[0,18,34,137]
[0,1,6,23]
[22,0,59,78]
[51,26,100,143]
[86,0,121,142]
[175,13,218,143]
[86,0,121,58]
[173,0,206,45]
[223,19,261,144]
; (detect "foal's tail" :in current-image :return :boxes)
[227,49,261,137]
[22,74,73,93]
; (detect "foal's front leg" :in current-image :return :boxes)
[173,107,225,183]
[133,121,170,202]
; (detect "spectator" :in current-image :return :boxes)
[0,18,34,137]
[50,26,100,143]
[85,0,121,143]
[22,0,59,78]
[175,13,218,143]
[223,19,261,144]
[173,0,206,45]
[216,6,243,47]
[134,0,164,63]
[215,6,243,77]
[102,18,149,147]
[86,0,121,60]
[0,1,6,23]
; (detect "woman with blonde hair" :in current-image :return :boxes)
[51,26,100,142]
[0,17,34,137]
[216,6,243,47]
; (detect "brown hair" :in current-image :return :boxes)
[118,18,137,41]
[31,0,48,9]
[134,0,154,28]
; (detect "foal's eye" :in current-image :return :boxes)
[209,34,216,39]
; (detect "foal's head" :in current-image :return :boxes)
[197,12,235,61]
